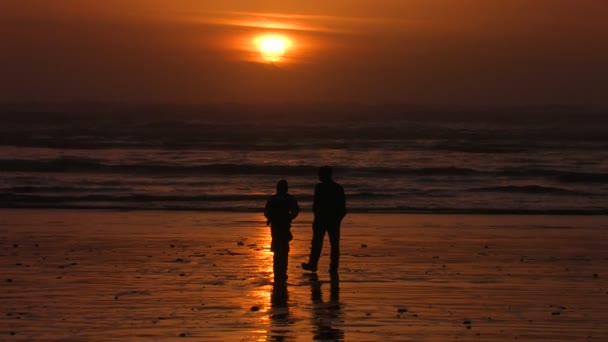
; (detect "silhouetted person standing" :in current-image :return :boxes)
[302,166,346,274]
[265,179,300,281]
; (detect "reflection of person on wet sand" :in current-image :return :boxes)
[267,281,290,342]
[309,272,344,341]
[265,179,300,282]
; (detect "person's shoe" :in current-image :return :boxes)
[301,262,317,272]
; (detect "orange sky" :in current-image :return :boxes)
[1,0,607,106]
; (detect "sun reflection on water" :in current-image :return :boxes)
[248,224,274,308]
[254,228,274,280]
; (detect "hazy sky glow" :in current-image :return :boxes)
[1,0,607,105]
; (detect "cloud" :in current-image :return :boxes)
[180,10,418,36]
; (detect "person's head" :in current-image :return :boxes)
[318,166,333,182]
[276,179,288,194]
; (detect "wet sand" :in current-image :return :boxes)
[1,209,607,341]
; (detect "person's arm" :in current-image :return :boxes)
[313,184,320,215]
[264,199,272,226]
[338,185,346,219]
[290,196,300,221]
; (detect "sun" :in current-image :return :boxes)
[255,34,292,63]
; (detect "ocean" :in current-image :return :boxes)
[1,108,607,214]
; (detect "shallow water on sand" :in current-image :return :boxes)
[1,210,607,341]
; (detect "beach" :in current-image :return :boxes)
[3,0,608,341]
[1,209,607,341]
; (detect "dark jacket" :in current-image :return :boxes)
[265,193,300,242]
[313,181,346,222]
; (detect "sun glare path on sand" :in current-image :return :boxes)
[254,34,292,63]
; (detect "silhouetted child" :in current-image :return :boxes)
[264,179,300,281]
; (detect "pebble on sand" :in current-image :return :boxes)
[13,244,18,248]
[397,308,408,313]
[6,279,12,283]
[237,241,244,246]
[250,306,260,312]
[463,319,472,325]
[593,273,599,278]
[179,332,187,337]
[361,244,368,248]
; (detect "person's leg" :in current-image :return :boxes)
[327,221,341,273]
[329,271,340,302]
[273,241,289,281]
[304,222,325,271]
